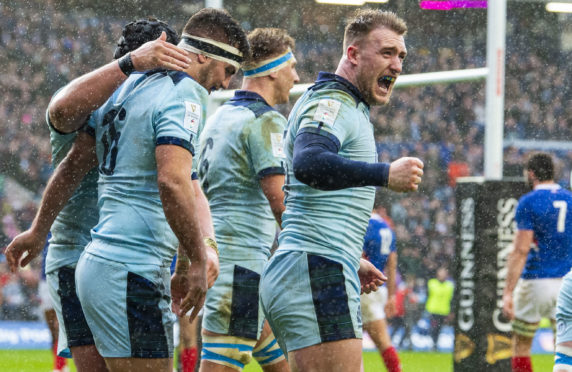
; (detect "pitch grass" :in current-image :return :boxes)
[0,350,554,371]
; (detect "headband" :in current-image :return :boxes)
[178,33,243,69]
[243,48,296,78]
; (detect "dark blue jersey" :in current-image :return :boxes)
[362,214,395,272]
[516,184,572,279]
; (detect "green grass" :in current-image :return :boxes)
[0,350,555,372]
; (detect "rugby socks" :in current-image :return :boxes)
[52,343,67,371]
[512,356,533,372]
[181,347,198,372]
[381,346,402,372]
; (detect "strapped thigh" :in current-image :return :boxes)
[555,345,572,372]
[253,332,286,367]
[201,334,256,371]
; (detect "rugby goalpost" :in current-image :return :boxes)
[208,66,488,111]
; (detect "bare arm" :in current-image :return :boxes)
[384,251,398,317]
[192,179,215,239]
[49,32,191,133]
[172,179,218,313]
[157,145,206,321]
[386,251,398,297]
[260,174,285,226]
[193,179,219,287]
[502,229,533,319]
[5,132,97,271]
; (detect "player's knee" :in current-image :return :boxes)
[554,344,572,372]
[201,334,256,371]
[253,332,286,367]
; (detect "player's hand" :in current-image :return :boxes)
[130,31,191,72]
[206,247,219,289]
[170,271,190,316]
[179,261,207,323]
[385,295,397,318]
[387,157,424,192]
[358,258,387,294]
[4,230,46,273]
[502,292,514,320]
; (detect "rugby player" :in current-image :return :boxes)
[360,200,401,372]
[259,10,424,372]
[5,18,186,372]
[197,28,298,372]
[74,9,248,372]
[502,152,572,372]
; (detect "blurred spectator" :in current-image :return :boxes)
[425,267,455,351]
[390,275,421,350]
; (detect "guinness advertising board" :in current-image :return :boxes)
[454,178,529,372]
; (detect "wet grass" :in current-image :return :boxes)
[0,350,554,371]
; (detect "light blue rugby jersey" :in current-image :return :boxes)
[198,90,286,261]
[279,72,377,271]
[516,183,572,279]
[86,70,208,266]
[45,107,99,274]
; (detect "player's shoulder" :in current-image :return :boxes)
[226,91,281,120]
[555,187,572,199]
[306,72,367,109]
[165,71,208,101]
[370,214,390,228]
[305,86,358,115]
[137,70,208,106]
[255,108,287,128]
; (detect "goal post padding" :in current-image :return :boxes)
[454,177,528,371]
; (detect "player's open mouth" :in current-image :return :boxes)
[378,76,395,92]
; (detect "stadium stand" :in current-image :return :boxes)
[0,2,571,327]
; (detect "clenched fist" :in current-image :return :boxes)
[388,157,424,192]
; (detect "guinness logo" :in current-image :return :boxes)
[486,333,512,364]
[454,333,475,362]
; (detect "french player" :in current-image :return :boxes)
[259,10,424,372]
[360,198,401,372]
[4,18,188,372]
[197,28,298,372]
[502,152,572,372]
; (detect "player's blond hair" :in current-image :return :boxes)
[343,9,407,51]
[244,28,295,68]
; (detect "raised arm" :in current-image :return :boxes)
[293,132,423,192]
[49,32,191,134]
[5,132,97,271]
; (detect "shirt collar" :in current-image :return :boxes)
[314,72,369,108]
[230,90,270,106]
[534,183,561,191]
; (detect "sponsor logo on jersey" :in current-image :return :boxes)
[184,101,201,134]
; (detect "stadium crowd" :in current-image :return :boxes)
[1,3,571,331]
